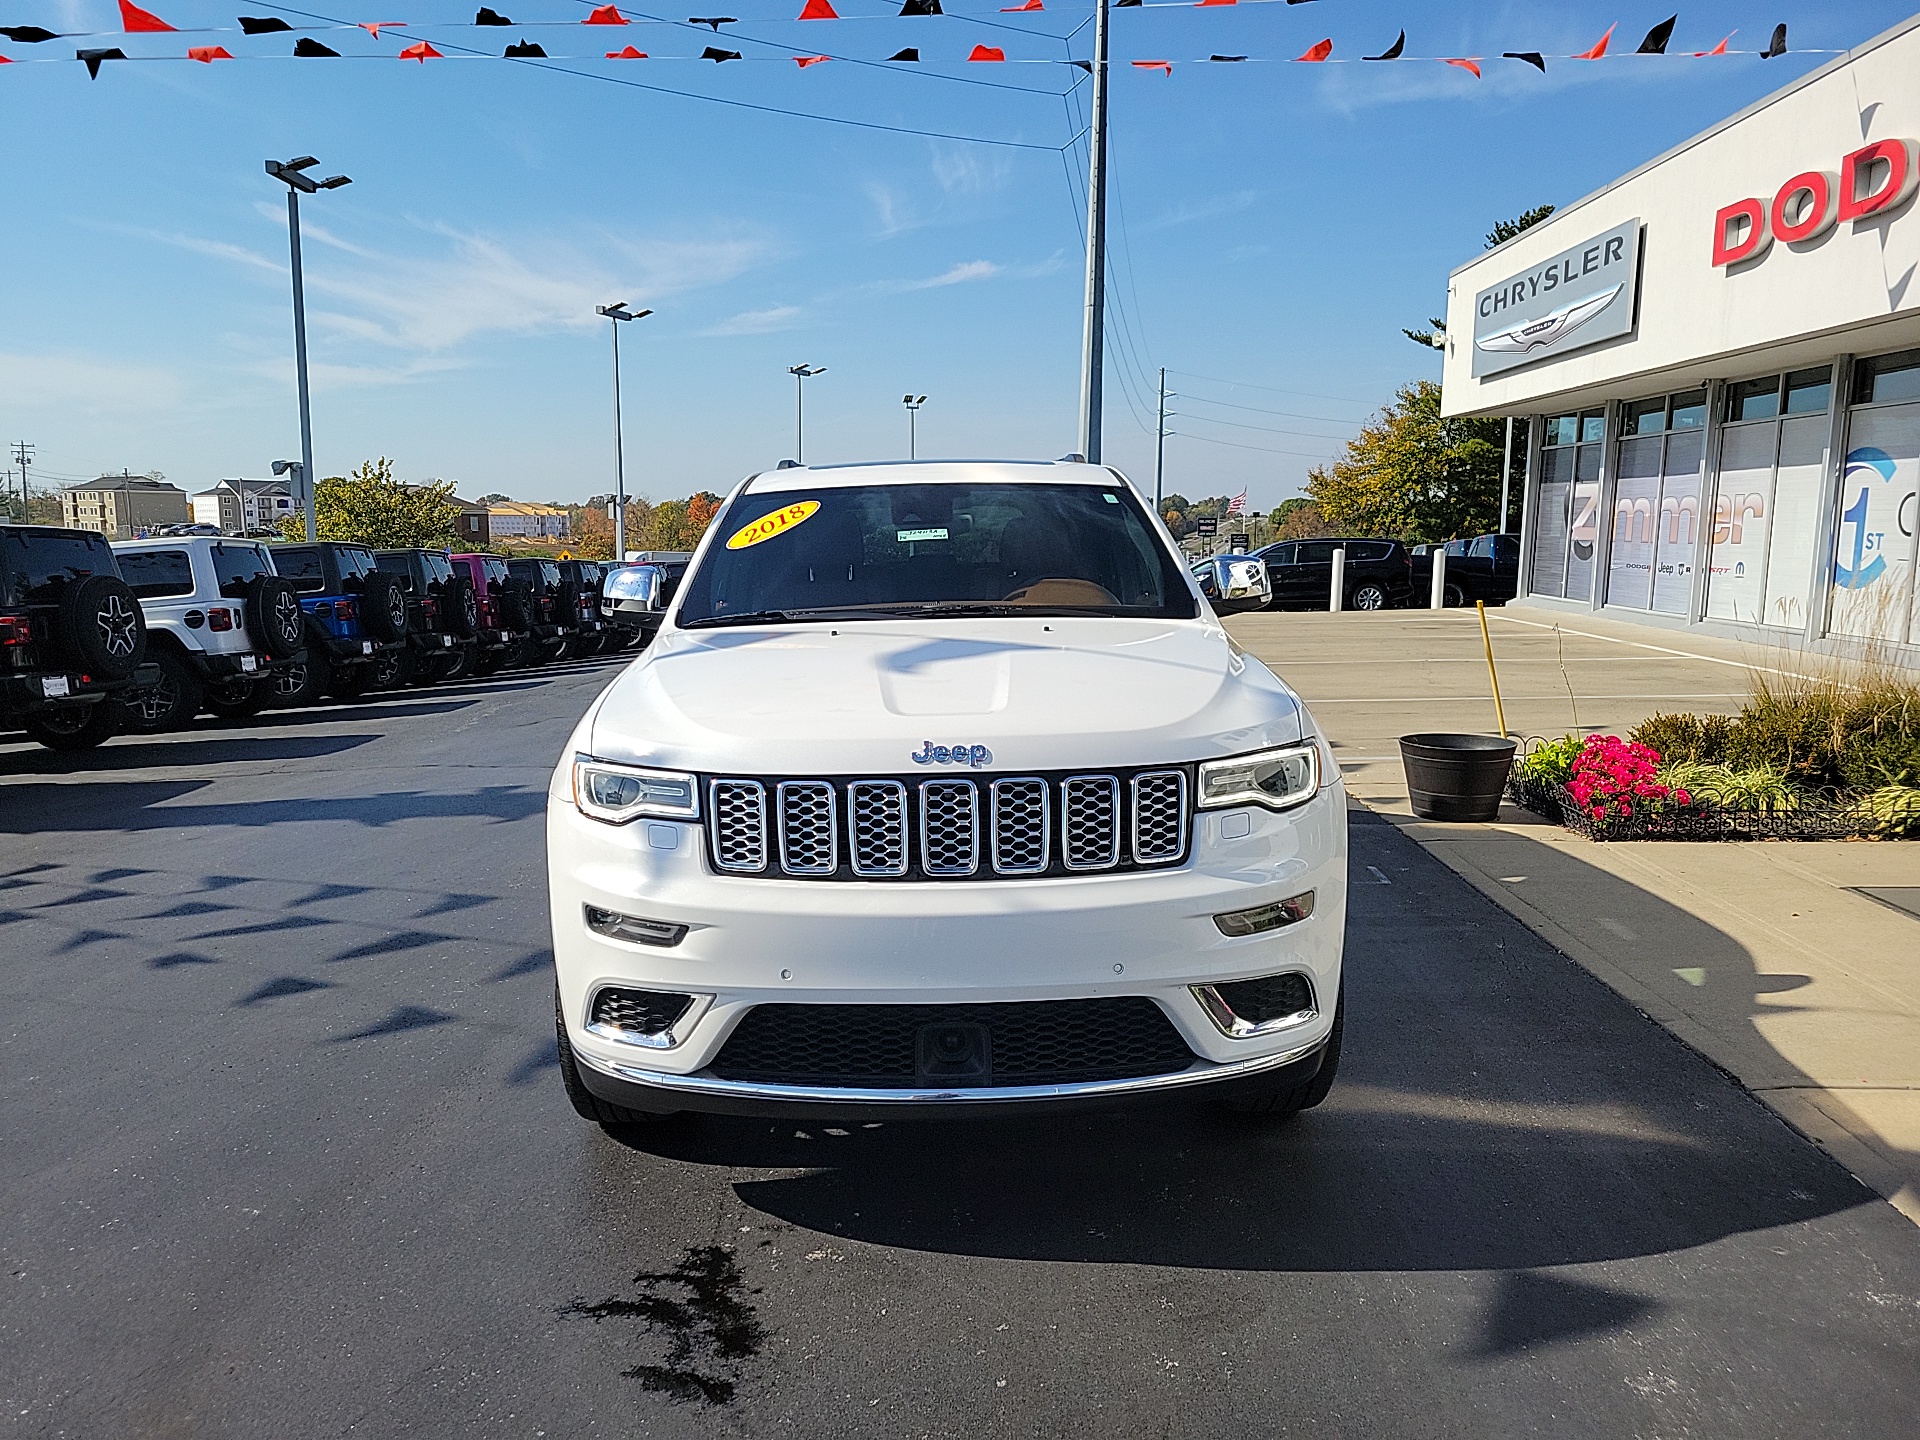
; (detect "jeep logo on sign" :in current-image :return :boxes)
[912,741,993,768]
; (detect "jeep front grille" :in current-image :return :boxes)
[702,767,1191,882]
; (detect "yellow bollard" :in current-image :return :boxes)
[1476,600,1509,739]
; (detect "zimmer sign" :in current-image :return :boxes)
[1470,219,1641,378]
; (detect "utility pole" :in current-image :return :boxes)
[12,442,34,522]
[1153,368,1167,514]
[1076,0,1109,463]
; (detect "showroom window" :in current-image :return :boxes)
[1607,389,1706,614]
[1530,409,1605,601]
[1705,369,1831,629]
[1830,349,1920,644]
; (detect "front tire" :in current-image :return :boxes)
[1216,979,1343,1121]
[555,989,673,1127]
[25,698,125,752]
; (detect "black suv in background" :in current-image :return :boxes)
[505,557,574,663]
[269,542,410,704]
[1253,537,1414,611]
[1411,533,1520,607]
[552,559,615,655]
[373,549,481,684]
[0,524,157,750]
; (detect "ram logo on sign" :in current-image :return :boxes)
[1469,219,1641,378]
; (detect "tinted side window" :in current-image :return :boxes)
[119,549,195,599]
[1353,542,1394,562]
[274,546,326,593]
[1469,536,1494,559]
[212,543,272,594]
[3,531,115,605]
[1296,541,1338,564]
[1263,544,1295,566]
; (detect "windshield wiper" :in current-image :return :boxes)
[679,607,902,630]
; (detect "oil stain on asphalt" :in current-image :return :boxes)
[562,1245,767,1405]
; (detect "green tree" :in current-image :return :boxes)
[1271,497,1332,540]
[279,458,462,548]
[1406,205,1556,350]
[1304,379,1502,542]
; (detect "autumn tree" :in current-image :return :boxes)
[1304,379,1502,543]
[280,458,462,549]
[1271,497,1333,540]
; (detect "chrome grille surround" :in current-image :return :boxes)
[847,780,908,877]
[1061,774,1122,871]
[989,777,1050,875]
[1130,769,1190,865]
[920,779,980,876]
[709,779,768,873]
[776,780,837,876]
[702,767,1192,881]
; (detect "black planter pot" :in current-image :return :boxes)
[1399,733,1518,822]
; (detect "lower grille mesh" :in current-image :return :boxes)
[709,998,1196,1088]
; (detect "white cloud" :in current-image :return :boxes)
[702,305,804,337]
[0,351,185,411]
[930,146,1012,198]
[903,260,1002,290]
[1144,190,1258,232]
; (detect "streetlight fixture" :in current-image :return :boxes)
[270,459,303,537]
[902,394,927,460]
[265,154,351,542]
[597,302,653,561]
[786,363,826,464]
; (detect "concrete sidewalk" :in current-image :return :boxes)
[1228,607,1920,1225]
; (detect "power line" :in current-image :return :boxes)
[1167,431,1340,461]
[1173,391,1371,424]
[1168,410,1357,442]
[1167,369,1376,407]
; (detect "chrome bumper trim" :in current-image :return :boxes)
[573,1032,1325,1105]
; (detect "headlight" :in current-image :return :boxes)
[572,756,700,825]
[1196,742,1320,812]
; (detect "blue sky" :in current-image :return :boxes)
[0,0,1908,511]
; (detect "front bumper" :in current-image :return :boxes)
[547,771,1347,1114]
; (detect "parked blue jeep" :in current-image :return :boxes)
[267,542,409,705]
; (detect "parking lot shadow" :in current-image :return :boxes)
[0,779,546,833]
[606,815,1881,1275]
[1,733,379,774]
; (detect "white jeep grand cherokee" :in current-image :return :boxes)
[547,460,1346,1124]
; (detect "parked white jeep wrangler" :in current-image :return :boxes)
[547,460,1347,1126]
[112,537,306,730]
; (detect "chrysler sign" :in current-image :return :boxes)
[1470,219,1641,378]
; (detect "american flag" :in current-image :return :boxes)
[1226,489,1248,517]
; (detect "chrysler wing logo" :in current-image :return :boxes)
[912,741,993,767]
[1476,284,1623,357]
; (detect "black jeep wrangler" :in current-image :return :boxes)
[551,558,617,655]
[373,549,482,685]
[268,542,410,705]
[0,524,158,751]
[504,557,575,664]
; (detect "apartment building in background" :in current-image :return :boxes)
[61,474,190,539]
[486,501,570,540]
[190,479,297,535]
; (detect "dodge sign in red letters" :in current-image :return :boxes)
[1713,138,1917,267]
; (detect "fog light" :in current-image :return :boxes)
[1213,890,1314,937]
[584,905,688,948]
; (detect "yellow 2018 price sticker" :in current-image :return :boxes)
[726,500,820,550]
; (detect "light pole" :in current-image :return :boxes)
[265,155,351,542]
[787,364,825,464]
[1077,0,1110,463]
[597,302,653,561]
[902,394,926,459]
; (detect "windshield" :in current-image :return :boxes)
[675,481,1195,627]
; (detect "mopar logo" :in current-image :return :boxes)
[912,740,992,768]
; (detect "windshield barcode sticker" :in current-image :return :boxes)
[727,500,820,551]
[896,528,948,542]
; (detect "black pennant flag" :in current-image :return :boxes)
[887,46,919,61]
[294,37,340,56]
[1069,57,1090,72]
[475,8,513,24]
[1762,22,1787,58]
[898,0,940,13]
[690,16,736,29]
[1209,54,1246,62]
[237,16,293,34]
[1364,30,1405,61]
[1115,0,1142,6]
[1637,15,1676,54]
[1503,50,1546,72]
[77,46,127,79]
[1,25,61,42]
[504,40,546,56]
[701,45,741,60]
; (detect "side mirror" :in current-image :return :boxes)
[1200,555,1270,615]
[603,563,665,612]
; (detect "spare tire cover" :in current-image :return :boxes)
[440,576,479,639]
[246,575,306,659]
[359,572,410,642]
[56,574,146,680]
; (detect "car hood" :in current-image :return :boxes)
[586,617,1308,774]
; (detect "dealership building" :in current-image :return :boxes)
[1441,13,1920,659]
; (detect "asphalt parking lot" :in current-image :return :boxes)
[4,650,1919,1438]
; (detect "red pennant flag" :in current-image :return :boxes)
[967,44,1004,62]
[1443,57,1481,77]
[798,0,838,16]
[1572,24,1615,60]
[118,1,177,32]
[1694,33,1733,57]
[398,40,441,60]
[1196,0,1236,7]
[188,44,233,61]
[1000,0,1042,9]
[360,22,406,38]
[1131,59,1170,74]
[795,53,829,66]
[0,55,14,63]
[606,45,647,57]
[583,5,627,23]
[1295,38,1332,62]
